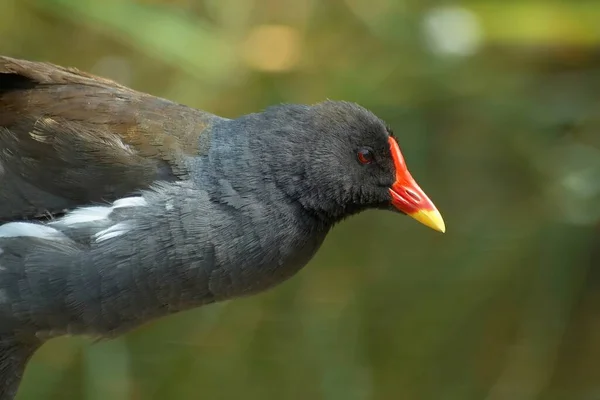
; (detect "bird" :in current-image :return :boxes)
[0,55,445,398]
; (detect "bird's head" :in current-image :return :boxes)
[233,100,445,232]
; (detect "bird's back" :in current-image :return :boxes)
[0,56,222,221]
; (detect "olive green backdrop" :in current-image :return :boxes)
[2,0,600,399]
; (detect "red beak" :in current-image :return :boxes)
[388,137,445,233]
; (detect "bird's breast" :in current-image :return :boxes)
[202,190,329,300]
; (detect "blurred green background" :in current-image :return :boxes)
[3,0,600,399]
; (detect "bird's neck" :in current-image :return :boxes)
[203,117,358,226]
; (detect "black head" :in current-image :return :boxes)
[242,100,445,231]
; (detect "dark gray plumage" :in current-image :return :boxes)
[0,56,444,399]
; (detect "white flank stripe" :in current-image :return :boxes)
[58,206,113,225]
[112,197,147,209]
[55,196,146,228]
[0,222,67,239]
[95,222,131,243]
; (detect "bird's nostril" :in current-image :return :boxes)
[405,189,421,202]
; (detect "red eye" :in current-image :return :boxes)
[357,148,374,164]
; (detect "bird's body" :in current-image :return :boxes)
[0,56,444,399]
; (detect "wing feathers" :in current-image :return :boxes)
[0,56,220,221]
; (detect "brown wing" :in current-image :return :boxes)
[0,56,220,221]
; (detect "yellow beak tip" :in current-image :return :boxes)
[409,209,446,233]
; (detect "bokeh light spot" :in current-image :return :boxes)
[241,24,302,72]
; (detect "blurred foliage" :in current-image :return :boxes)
[2,0,600,399]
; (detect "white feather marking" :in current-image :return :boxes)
[58,206,113,225]
[112,197,147,209]
[95,222,131,243]
[55,196,146,227]
[0,222,67,239]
